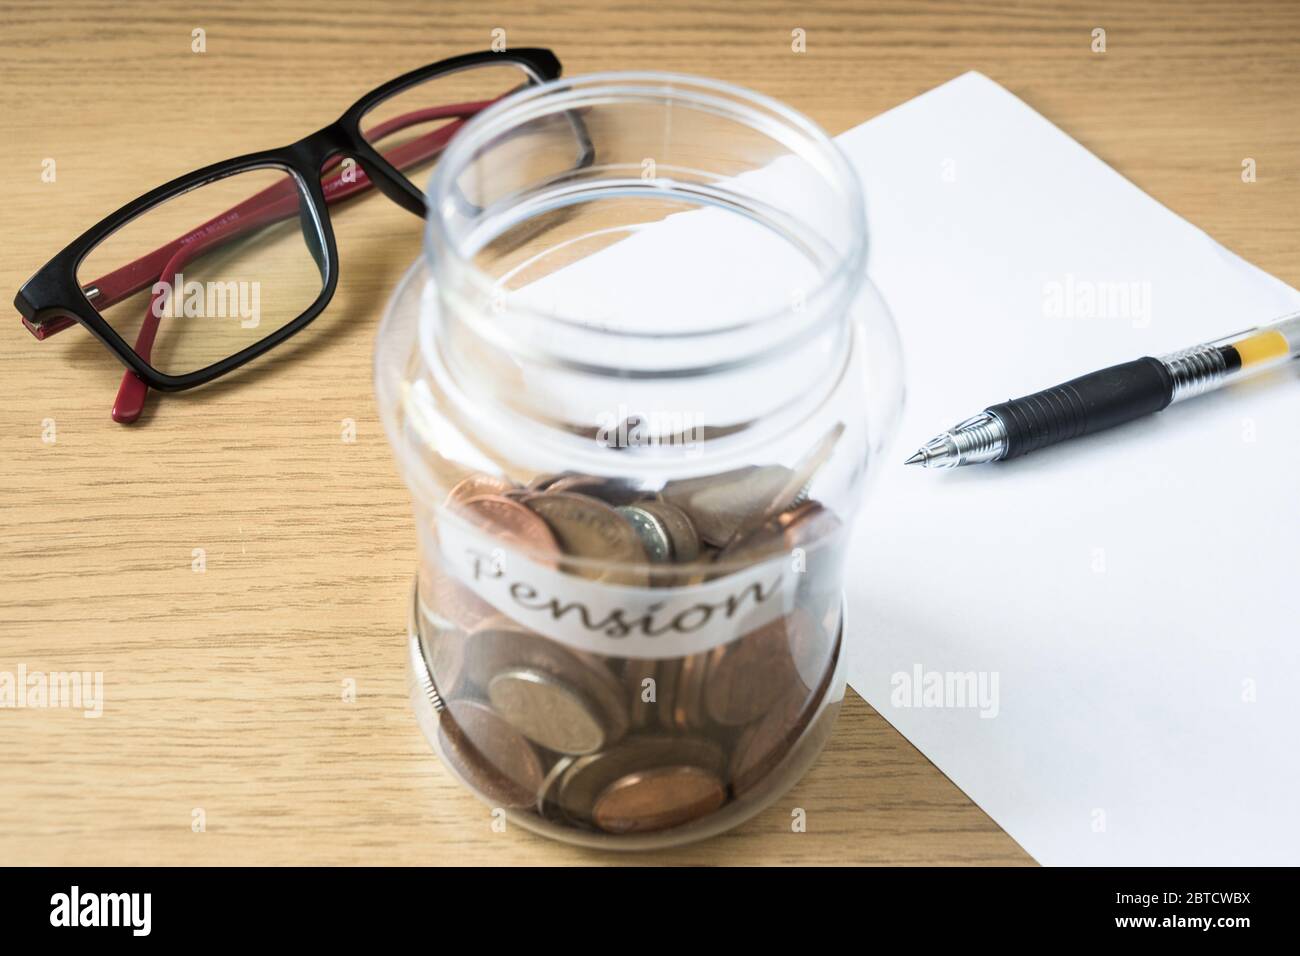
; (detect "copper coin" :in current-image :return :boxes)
[436,698,544,809]
[654,658,681,731]
[767,605,830,696]
[778,499,821,529]
[487,668,608,755]
[445,474,517,507]
[670,653,709,731]
[714,500,842,570]
[777,500,842,548]
[554,734,725,825]
[704,614,803,727]
[730,616,843,797]
[591,765,727,834]
[728,689,810,798]
[622,658,659,729]
[547,474,644,506]
[525,492,649,586]
[638,499,701,564]
[789,600,837,694]
[428,564,497,632]
[455,495,562,562]
[785,503,844,581]
[527,472,575,491]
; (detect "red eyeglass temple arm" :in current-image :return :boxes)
[21,101,490,422]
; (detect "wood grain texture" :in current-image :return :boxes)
[1,0,1295,866]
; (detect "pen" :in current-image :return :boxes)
[907,312,1300,468]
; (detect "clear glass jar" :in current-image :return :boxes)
[376,72,902,849]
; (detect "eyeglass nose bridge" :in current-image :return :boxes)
[289,122,429,220]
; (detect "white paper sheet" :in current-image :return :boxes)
[512,72,1300,864]
[843,73,1300,866]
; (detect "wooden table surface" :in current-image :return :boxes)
[1,0,1295,866]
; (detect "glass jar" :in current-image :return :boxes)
[376,71,902,849]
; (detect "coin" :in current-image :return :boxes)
[454,495,562,561]
[728,689,809,798]
[526,472,575,491]
[654,658,681,731]
[729,617,842,797]
[778,499,841,542]
[637,499,701,564]
[547,474,644,506]
[718,423,845,552]
[712,522,784,568]
[487,668,608,755]
[436,698,545,809]
[714,499,842,570]
[678,544,723,585]
[554,734,726,826]
[464,616,629,754]
[704,614,803,727]
[669,653,709,731]
[428,564,497,631]
[525,492,649,586]
[622,658,659,729]
[785,502,844,577]
[446,474,517,507]
[616,505,672,563]
[789,599,837,694]
[536,755,575,821]
[591,765,727,834]
[660,465,793,547]
[421,624,471,702]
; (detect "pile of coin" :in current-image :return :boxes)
[419,452,847,837]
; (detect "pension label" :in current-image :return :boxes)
[430,512,797,660]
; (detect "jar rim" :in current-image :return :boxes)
[422,70,868,364]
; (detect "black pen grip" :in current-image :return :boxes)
[988,357,1174,459]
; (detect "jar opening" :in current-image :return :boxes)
[423,72,868,378]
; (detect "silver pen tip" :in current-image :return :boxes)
[907,433,962,469]
[907,413,1009,470]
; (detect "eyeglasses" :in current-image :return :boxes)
[14,48,585,424]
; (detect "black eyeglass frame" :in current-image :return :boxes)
[13,48,565,394]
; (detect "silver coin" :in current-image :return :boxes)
[536,755,576,822]
[718,423,844,551]
[487,667,608,755]
[616,505,673,563]
[637,499,701,565]
[660,465,795,547]
[465,617,630,752]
